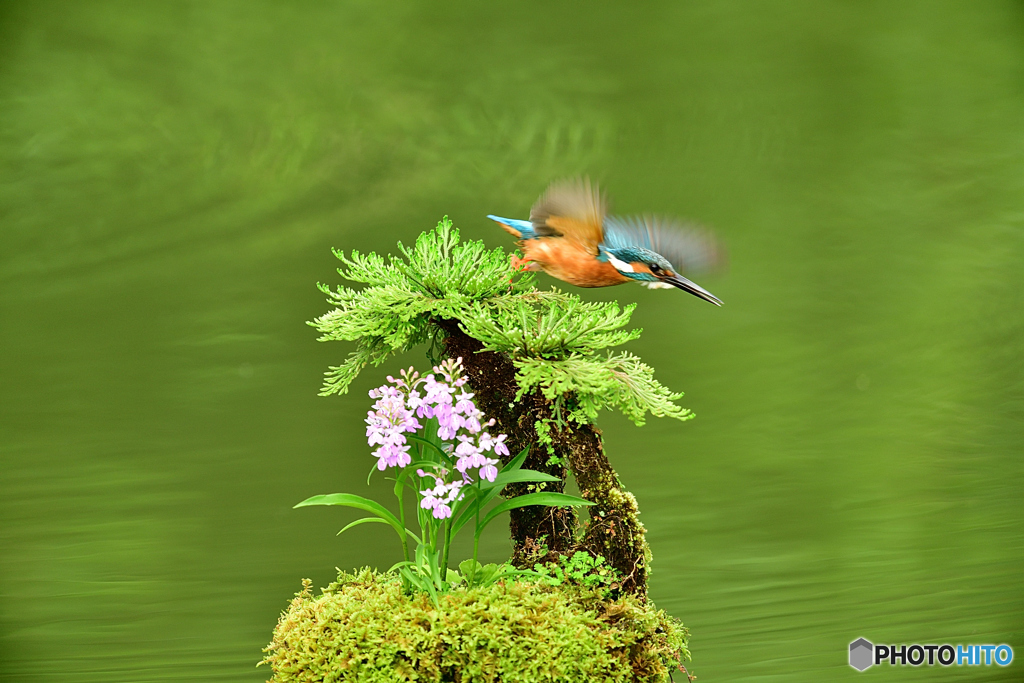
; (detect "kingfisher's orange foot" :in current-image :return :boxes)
[508,255,531,290]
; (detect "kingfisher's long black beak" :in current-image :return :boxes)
[665,274,723,306]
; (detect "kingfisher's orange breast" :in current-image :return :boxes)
[521,239,630,288]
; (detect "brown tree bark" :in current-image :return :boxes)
[435,318,650,595]
[554,420,650,596]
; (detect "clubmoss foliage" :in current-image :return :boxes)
[261,569,690,683]
[311,219,694,593]
[311,218,689,427]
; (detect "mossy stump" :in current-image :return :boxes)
[261,570,689,683]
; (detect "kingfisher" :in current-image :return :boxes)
[488,178,724,306]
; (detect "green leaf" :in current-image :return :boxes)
[495,566,545,581]
[450,498,481,537]
[450,482,507,537]
[445,568,464,586]
[394,460,440,496]
[475,492,594,541]
[336,517,390,536]
[449,484,476,520]
[477,563,500,584]
[295,493,406,542]
[450,466,558,536]
[457,560,545,587]
[458,559,479,578]
[406,435,453,465]
[482,468,561,489]
[450,475,536,537]
[449,448,539,534]
[421,572,440,607]
[397,566,439,607]
[501,447,530,474]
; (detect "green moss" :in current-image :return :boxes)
[261,569,689,683]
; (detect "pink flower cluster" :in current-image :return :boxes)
[417,469,465,519]
[364,358,510,520]
[365,385,420,470]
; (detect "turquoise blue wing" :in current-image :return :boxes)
[602,215,724,275]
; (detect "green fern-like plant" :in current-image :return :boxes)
[310,217,689,427]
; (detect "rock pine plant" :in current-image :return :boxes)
[308,218,694,595]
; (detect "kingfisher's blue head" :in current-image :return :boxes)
[600,245,723,306]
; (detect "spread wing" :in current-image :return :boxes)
[602,215,725,274]
[529,178,607,255]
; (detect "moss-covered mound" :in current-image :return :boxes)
[261,569,689,683]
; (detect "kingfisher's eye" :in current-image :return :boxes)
[649,264,663,275]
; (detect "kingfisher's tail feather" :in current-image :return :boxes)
[488,215,536,240]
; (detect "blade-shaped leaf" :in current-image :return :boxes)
[295,493,405,540]
[451,469,550,536]
[395,460,439,497]
[482,469,561,489]
[336,517,389,536]
[500,447,530,474]
[449,478,513,537]
[475,492,594,540]
[449,485,475,519]
[419,417,446,451]
[406,435,453,465]
[452,448,541,535]
[403,528,424,546]
[450,498,481,537]
[399,460,443,480]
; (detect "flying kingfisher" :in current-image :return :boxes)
[488,178,723,305]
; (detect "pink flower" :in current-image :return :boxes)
[463,414,482,434]
[478,432,509,457]
[364,384,420,471]
[454,391,476,415]
[479,460,499,482]
[419,475,464,519]
[373,443,411,470]
[363,359,510,485]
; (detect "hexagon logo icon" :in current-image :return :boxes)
[849,638,874,671]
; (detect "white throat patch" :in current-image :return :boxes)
[643,281,675,289]
[607,253,634,273]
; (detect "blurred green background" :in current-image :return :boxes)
[1,1,1022,681]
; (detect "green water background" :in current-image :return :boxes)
[1,1,1021,680]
